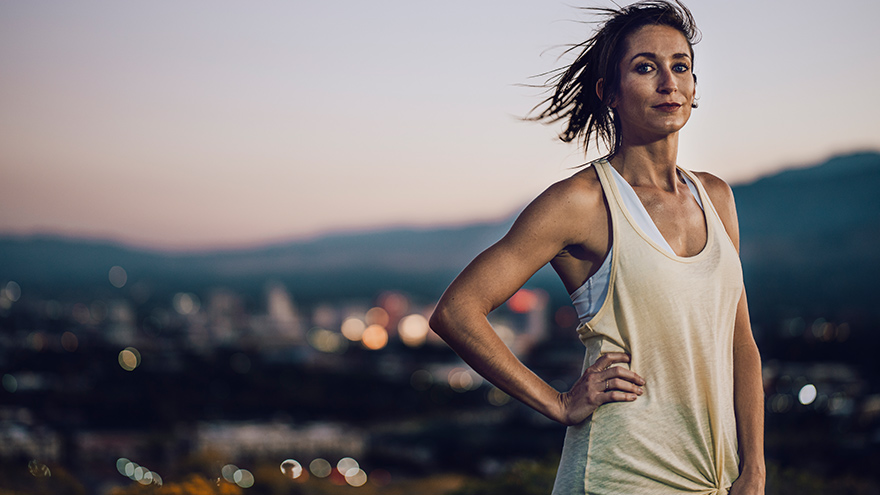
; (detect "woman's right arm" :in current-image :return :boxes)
[429,177,645,425]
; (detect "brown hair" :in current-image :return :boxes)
[529,1,700,158]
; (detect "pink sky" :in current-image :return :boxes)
[2,1,878,251]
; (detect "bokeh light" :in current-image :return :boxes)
[307,328,347,353]
[493,324,516,347]
[61,331,78,352]
[221,464,238,482]
[507,288,538,313]
[4,281,21,302]
[448,367,482,392]
[341,317,366,342]
[799,384,818,405]
[554,305,579,328]
[3,374,18,393]
[362,325,388,350]
[309,458,332,478]
[280,459,303,479]
[488,387,511,406]
[117,458,162,486]
[398,314,430,347]
[337,457,359,477]
[769,393,794,413]
[27,331,47,352]
[234,468,255,488]
[118,347,141,371]
[345,468,368,487]
[28,460,50,478]
[365,306,389,328]
[410,369,433,391]
[108,266,128,288]
[173,292,200,315]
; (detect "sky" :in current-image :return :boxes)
[1,0,879,251]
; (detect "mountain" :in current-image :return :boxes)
[734,152,880,323]
[1,152,879,322]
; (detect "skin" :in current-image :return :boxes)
[430,24,764,493]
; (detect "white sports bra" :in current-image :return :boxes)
[570,164,703,321]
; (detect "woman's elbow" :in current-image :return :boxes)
[429,302,453,340]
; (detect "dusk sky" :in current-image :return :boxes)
[2,1,878,251]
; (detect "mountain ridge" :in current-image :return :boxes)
[1,151,878,320]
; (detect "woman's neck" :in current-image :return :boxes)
[609,135,682,191]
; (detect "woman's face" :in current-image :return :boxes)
[610,24,696,145]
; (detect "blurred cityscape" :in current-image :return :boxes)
[1,268,879,494]
[1,152,879,495]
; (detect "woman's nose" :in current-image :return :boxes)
[656,68,677,94]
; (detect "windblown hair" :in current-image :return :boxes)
[529,0,700,158]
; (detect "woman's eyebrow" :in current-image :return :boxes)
[629,52,692,62]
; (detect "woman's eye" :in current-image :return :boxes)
[635,63,654,74]
[673,63,690,73]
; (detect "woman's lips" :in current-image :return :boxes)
[653,103,682,112]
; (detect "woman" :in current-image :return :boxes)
[429,1,765,494]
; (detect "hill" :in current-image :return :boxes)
[1,152,878,324]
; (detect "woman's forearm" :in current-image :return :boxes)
[732,291,766,479]
[430,303,565,422]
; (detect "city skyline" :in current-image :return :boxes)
[2,0,879,251]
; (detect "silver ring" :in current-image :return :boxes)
[604,379,609,391]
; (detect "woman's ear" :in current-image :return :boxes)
[596,78,615,108]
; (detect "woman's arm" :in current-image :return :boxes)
[430,175,645,426]
[730,288,766,493]
[697,172,766,493]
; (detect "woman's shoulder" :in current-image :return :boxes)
[691,170,735,210]
[511,163,609,243]
[691,170,740,248]
[539,162,606,209]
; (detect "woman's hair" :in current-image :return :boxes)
[529,0,700,158]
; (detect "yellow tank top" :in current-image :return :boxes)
[552,160,743,494]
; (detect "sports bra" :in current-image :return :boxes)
[570,163,703,320]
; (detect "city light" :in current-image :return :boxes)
[173,292,200,315]
[118,347,141,371]
[61,331,78,352]
[28,460,50,478]
[337,457,359,476]
[4,281,21,302]
[365,306,389,328]
[280,459,303,479]
[487,387,511,406]
[116,458,162,486]
[508,288,538,313]
[410,369,433,391]
[341,317,366,341]
[2,374,17,393]
[398,314,430,347]
[362,325,388,350]
[309,458,332,478]
[108,266,127,288]
[233,468,255,488]
[799,384,818,405]
[307,327,347,353]
[448,367,483,392]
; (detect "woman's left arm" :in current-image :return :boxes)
[697,172,766,494]
[729,288,766,493]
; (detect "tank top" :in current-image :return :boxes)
[552,159,743,494]
[570,164,703,320]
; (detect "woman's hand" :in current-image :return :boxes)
[556,352,645,426]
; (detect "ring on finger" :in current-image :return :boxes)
[604,379,610,391]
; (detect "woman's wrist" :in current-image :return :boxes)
[738,462,766,484]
